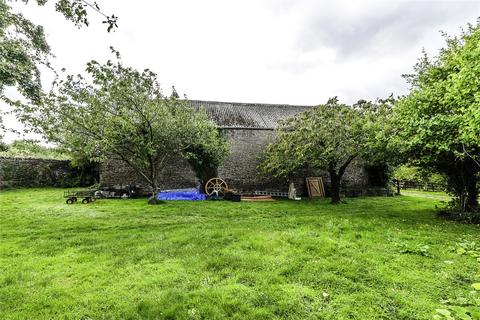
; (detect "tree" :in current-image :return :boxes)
[50,0,118,31]
[393,22,480,212]
[27,56,228,202]
[0,0,116,129]
[259,97,390,204]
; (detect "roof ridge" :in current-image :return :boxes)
[187,99,314,129]
[188,99,315,108]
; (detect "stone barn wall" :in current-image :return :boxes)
[100,156,198,192]
[99,127,369,196]
[99,128,276,192]
[218,128,276,192]
[99,100,371,195]
[218,128,368,195]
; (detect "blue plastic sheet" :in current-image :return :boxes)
[157,188,207,201]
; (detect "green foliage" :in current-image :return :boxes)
[434,241,480,320]
[259,98,361,179]
[400,244,432,257]
[1,189,479,319]
[28,55,228,192]
[52,0,118,31]
[0,0,51,105]
[259,97,392,203]
[364,162,392,187]
[0,0,115,104]
[393,22,480,212]
[452,241,480,262]
[0,135,7,152]
[184,134,230,190]
[394,165,446,185]
[0,139,68,159]
[1,0,115,129]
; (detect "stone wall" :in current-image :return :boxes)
[100,156,198,191]
[218,128,277,192]
[0,157,96,188]
[99,128,369,195]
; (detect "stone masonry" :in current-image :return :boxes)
[99,100,368,195]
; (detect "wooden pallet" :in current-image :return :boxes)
[241,195,275,202]
[252,191,288,197]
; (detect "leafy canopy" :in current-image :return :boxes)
[0,0,116,131]
[259,97,390,178]
[394,22,480,166]
[259,97,391,203]
[0,0,51,105]
[392,21,480,211]
[29,55,228,191]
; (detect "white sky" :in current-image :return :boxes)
[2,0,480,142]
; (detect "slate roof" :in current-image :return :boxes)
[189,100,314,129]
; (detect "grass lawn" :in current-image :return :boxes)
[1,189,479,319]
[401,190,451,202]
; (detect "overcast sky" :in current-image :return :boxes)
[3,0,480,142]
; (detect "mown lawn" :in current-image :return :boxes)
[0,189,479,319]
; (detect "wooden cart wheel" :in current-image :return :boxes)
[204,177,228,196]
[66,198,74,204]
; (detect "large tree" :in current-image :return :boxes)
[393,22,480,211]
[259,97,390,204]
[28,56,229,201]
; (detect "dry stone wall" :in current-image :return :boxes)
[0,157,96,188]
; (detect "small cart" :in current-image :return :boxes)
[64,190,96,204]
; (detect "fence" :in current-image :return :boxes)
[392,179,446,193]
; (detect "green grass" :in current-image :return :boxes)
[0,189,479,319]
[401,189,448,196]
[401,190,451,201]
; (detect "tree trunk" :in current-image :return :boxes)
[328,156,356,204]
[147,180,163,205]
[329,171,341,204]
[465,172,478,211]
[441,158,479,212]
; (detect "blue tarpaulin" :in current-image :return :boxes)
[157,188,207,201]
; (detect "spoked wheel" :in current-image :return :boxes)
[204,178,228,196]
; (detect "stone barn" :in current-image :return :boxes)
[100,100,369,195]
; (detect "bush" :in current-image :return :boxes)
[437,202,480,224]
